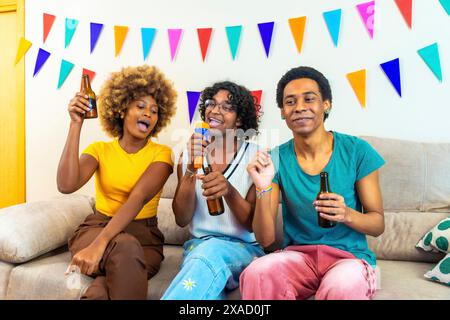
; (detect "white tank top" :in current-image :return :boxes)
[182,141,258,243]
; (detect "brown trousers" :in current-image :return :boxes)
[68,211,164,300]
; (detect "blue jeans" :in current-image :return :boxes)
[161,236,265,300]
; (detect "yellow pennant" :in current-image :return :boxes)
[288,16,307,54]
[114,26,129,57]
[346,69,366,108]
[14,37,32,65]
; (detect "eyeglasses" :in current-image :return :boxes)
[204,99,235,113]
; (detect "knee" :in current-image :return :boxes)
[240,256,277,283]
[110,233,143,258]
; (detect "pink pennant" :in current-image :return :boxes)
[357,1,376,39]
[168,29,183,61]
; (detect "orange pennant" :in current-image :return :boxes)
[288,16,307,54]
[114,26,129,57]
[346,69,366,108]
[43,13,56,43]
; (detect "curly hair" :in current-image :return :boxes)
[98,65,177,138]
[198,81,260,136]
[276,66,332,121]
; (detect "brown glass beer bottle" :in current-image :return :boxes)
[81,74,97,119]
[317,172,336,228]
[203,165,225,216]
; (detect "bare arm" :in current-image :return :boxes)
[57,93,98,193]
[315,170,385,237]
[172,157,197,227]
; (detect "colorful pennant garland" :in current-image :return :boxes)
[357,1,376,39]
[168,29,183,61]
[417,43,442,82]
[57,59,75,89]
[187,91,201,123]
[197,28,213,62]
[43,13,56,43]
[380,58,402,97]
[258,22,275,58]
[225,25,242,60]
[346,69,367,108]
[65,18,79,48]
[323,9,342,47]
[33,48,51,76]
[288,17,307,54]
[15,37,32,65]
[114,26,129,57]
[141,28,156,61]
[394,0,413,29]
[90,22,104,54]
[439,0,450,15]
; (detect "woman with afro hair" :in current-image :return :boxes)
[161,81,265,300]
[57,65,177,300]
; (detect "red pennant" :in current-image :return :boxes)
[251,90,263,117]
[395,0,413,28]
[80,68,96,90]
[197,28,213,62]
[43,13,56,43]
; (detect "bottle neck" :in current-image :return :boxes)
[82,76,92,92]
[320,173,330,193]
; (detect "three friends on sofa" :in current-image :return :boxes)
[57,64,385,300]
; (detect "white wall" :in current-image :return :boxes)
[25,0,450,202]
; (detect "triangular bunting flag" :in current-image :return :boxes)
[197,28,213,62]
[257,22,275,58]
[33,48,51,77]
[380,58,402,97]
[418,43,442,82]
[288,17,307,53]
[225,25,242,60]
[43,13,56,43]
[187,91,201,123]
[323,9,342,47]
[14,37,32,65]
[141,28,156,61]
[251,90,262,106]
[346,69,366,108]
[168,29,183,61]
[438,0,450,15]
[58,59,75,89]
[65,18,79,48]
[114,26,129,57]
[80,68,96,90]
[90,23,104,54]
[357,1,376,39]
[394,0,413,29]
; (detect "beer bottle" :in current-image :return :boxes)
[203,165,224,216]
[80,74,97,119]
[317,172,336,228]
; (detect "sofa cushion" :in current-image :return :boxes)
[161,171,178,199]
[373,260,449,299]
[6,251,91,300]
[417,217,450,253]
[157,198,190,245]
[424,253,450,286]
[360,136,425,212]
[367,212,448,263]
[0,194,94,263]
[423,143,450,212]
[0,261,14,300]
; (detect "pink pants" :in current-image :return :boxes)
[239,245,377,300]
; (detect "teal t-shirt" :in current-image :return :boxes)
[271,131,385,266]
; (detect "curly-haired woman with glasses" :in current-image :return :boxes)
[161,81,265,300]
[57,65,177,300]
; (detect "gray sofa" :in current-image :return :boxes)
[0,136,449,299]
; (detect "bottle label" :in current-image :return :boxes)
[88,98,97,111]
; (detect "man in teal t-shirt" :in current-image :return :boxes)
[240,66,385,300]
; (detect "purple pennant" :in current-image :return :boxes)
[187,91,201,123]
[257,22,275,57]
[90,22,104,54]
[380,58,402,97]
[33,48,51,77]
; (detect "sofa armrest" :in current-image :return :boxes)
[0,194,94,264]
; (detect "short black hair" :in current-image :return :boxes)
[198,81,260,135]
[276,66,332,120]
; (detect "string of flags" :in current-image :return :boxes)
[12,0,448,122]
